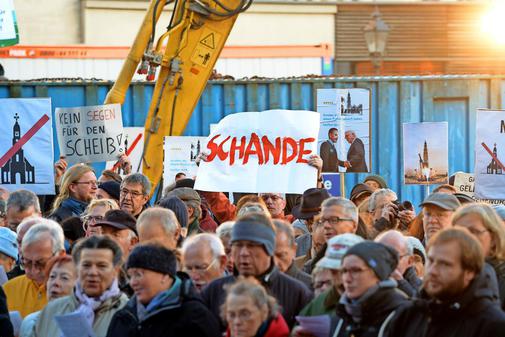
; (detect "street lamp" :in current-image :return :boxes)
[363,7,390,74]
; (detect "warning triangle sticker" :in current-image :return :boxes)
[200,33,215,49]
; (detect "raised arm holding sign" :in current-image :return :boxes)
[194,110,320,194]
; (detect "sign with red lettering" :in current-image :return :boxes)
[194,110,320,193]
[55,104,124,164]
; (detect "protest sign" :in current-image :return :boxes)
[474,109,505,199]
[194,110,320,193]
[163,136,208,187]
[105,127,144,175]
[0,98,54,194]
[454,172,475,197]
[317,88,371,173]
[55,104,124,164]
[0,0,18,47]
[321,173,343,197]
[403,122,448,185]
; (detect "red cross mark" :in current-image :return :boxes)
[0,114,50,168]
[112,132,143,171]
[481,142,505,172]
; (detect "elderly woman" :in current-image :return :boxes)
[35,236,128,337]
[20,255,77,337]
[106,243,220,337]
[222,279,289,337]
[81,198,119,237]
[453,203,505,308]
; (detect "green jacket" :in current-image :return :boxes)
[35,291,128,337]
[299,286,340,317]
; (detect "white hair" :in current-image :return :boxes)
[22,219,65,254]
[17,216,42,235]
[216,221,234,239]
[368,188,398,213]
[137,207,180,235]
[321,197,359,224]
[182,233,225,259]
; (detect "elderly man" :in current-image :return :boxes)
[7,217,41,280]
[182,233,227,291]
[119,173,151,218]
[421,192,460,244]
[320,197,358,242]
[344,130,368,172]
[202,212,312,330]
[95,210,138,258]
[3,220,65,317]
[260,193,294,222]
[5,190,41,232]
[137,207,181,250]
[166,187,206,235]
[298,233,364,319]
[375,230,421,297]
[387,228,505,336]
[273,220,311,289]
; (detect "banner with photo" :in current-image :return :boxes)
[402,122,449,185]
[0,98,54,194]
[194,110,320,193]
[317,88,371,173]
[474,109,505,199]
[163,136,208,188]
[0,0,19,47]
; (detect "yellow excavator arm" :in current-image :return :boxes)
[105,0,251,196]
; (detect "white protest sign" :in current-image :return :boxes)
[194,110,320,193]
[55,104,124,164]
[0,0,18,46]
[0,98,54,194]
[105,127,144,175]
[454,172,475,197]
[474,109,505,199]
[163,136,207,186]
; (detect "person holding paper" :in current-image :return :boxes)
[222,279,289,337]
[106,243,220,337]
[35,236,128,337]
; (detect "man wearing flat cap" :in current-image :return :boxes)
[201,212,312,331]
[421,192,460,245]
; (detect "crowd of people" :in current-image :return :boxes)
[1,154,505,337]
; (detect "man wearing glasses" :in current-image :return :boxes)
[119,173,151,219]
[3,220,65,318]
[320,197,359,243]
[182,233,227,291]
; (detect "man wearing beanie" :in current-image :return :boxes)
[326,241,408,337]
[106,244,220,337]
[202,212,312,331]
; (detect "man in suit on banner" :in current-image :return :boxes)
[345,130,368,172]
[320,128,346,173]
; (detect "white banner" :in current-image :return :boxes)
[454,172,475,197]
[475,109,505,199]
[163,136,208,187]
[0,98,54,194]
[194,110,320,193]
[105,127,144,175]
[0,0,18,46]
[55,104,124,164]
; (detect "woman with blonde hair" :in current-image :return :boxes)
[81,198,119,236]
[49,164,97,223]
[453,203,505,308]
[222,279,289,337]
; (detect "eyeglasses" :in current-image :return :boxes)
[81,215,104,224]
[183,259,217,274]
[423,210,452,221]
[319,216,354,226]
[73,180,98,186]
[341,266,370,278]
[21,255,55,270]
[120,188,144,198]
[226,309,256,321]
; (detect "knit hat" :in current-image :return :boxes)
[406,236,427,265]
[0,227,18,260]
[158,196,189,228]
[317,233,364,270]
[97,181,120,201]
[364,175,388,189]
[126,244,177,276]
[166,188,201,206]
[291,219,309,236]
[95,209,137,235]
[292,188,331,220]
[344,241,398,281]
[420,192,460,211]
[231,220,276,256]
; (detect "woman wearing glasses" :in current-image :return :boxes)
[452,203,505,309]
[222,278,289,337]
[81,199,119,237]
[49,164,98,223]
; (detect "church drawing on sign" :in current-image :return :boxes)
[487,143,503,175]
[1,113,36,184]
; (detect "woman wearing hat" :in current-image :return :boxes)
[222,278,289,337]
[453,203,505,309]
[106,243,220,337]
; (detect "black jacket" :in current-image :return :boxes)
[386,268,505,337]
[320,140,344,172]
[330,284,408,337]
[346,138,368,172]
[106,273,220,337]
[487,257,505,310]
[0,286,13,337]
[201,264,313,331]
